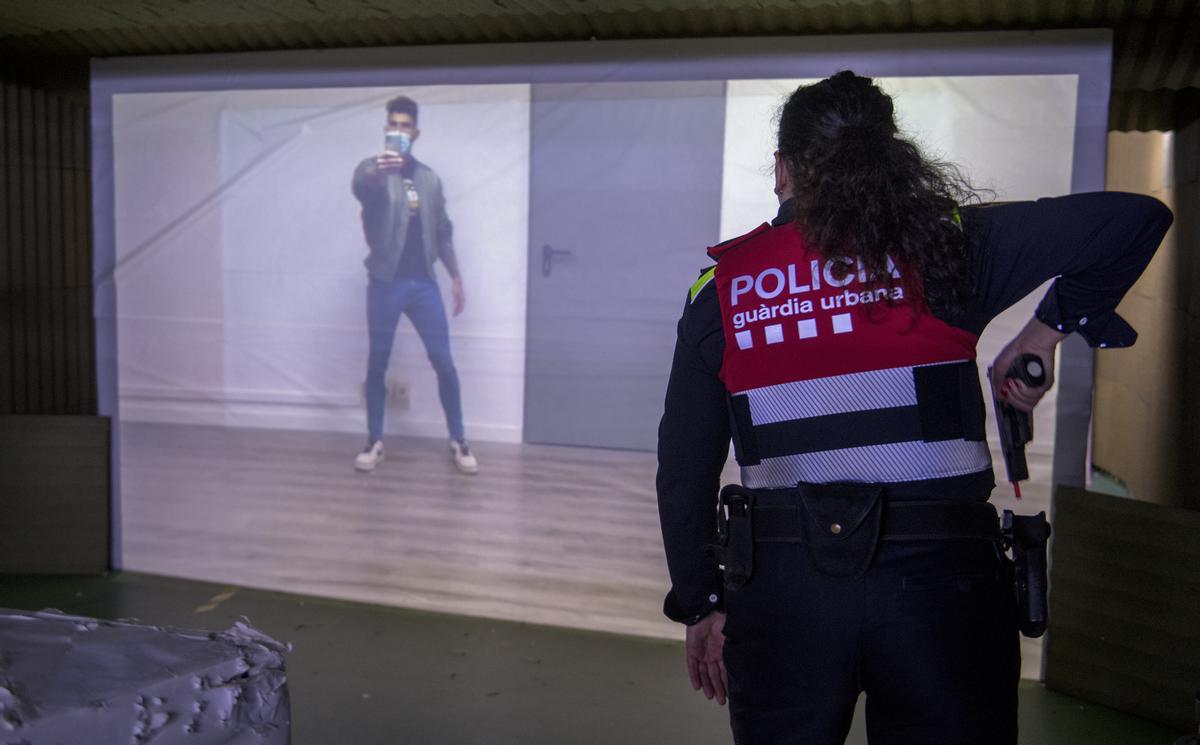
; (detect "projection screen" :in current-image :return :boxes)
[92,33,1112,628]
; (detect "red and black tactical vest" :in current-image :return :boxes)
[700,221,991,489]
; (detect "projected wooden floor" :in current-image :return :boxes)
[118,421,1050,676]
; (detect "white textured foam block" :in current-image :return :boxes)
[0,609,291,745]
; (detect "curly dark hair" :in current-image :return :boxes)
[777,71,978,316]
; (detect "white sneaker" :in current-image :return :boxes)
[355,441,384,472]
[449,440,479,475]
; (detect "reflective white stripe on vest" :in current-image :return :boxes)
[735,359,988,486]
[741,439,992,488]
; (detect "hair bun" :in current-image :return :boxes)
[828,70,865,86]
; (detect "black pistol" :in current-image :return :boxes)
[988,353,1046,498]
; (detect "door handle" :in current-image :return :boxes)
[542,244,573,277]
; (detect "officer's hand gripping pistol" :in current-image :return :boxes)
[988,353,1046,499]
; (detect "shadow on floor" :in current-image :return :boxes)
[0,572,1177,745]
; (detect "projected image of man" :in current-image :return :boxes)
[352,95,478,475]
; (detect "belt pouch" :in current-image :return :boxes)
[797,482,885,578]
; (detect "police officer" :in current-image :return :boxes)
[656,71,1172,744]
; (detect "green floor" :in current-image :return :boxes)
[0,573,1178,745]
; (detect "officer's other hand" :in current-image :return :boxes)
[685,611,728,706]
[990,318,1066,414]
[375,152,407,171]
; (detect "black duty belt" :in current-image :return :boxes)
[712,485,1048,637]
[713,484,1003,584]
[750,500,1001,543]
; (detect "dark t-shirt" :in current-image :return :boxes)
[394,170,430,280]
[395,211,427,279]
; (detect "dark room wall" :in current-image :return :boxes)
[1,57,95,416]
[1,58,109,574]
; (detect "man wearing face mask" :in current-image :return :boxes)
[351,95,478,475]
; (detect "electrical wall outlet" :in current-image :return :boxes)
[386,377,411,410]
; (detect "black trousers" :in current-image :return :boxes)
[722,532,1020,744]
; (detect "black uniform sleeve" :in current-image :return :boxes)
[956,192,1173,344]
[656,284,730,625]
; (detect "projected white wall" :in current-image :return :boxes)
[110,75,1077,448]
[113,85,530,443]
[720,76,1078,238]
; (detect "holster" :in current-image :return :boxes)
[704,484,754,590]
[1002,510,1052,638]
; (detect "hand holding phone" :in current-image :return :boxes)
[384,130,412,156]
[377,130,412,171]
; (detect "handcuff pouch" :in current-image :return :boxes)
[797,482,885,579]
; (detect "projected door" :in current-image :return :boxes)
[524,81,726,450]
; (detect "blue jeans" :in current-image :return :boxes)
[366,277,464,444]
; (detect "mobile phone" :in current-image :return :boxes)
[384,130,411,156]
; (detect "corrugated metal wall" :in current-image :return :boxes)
[3,1,1199,130]
[0,77,95,416]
